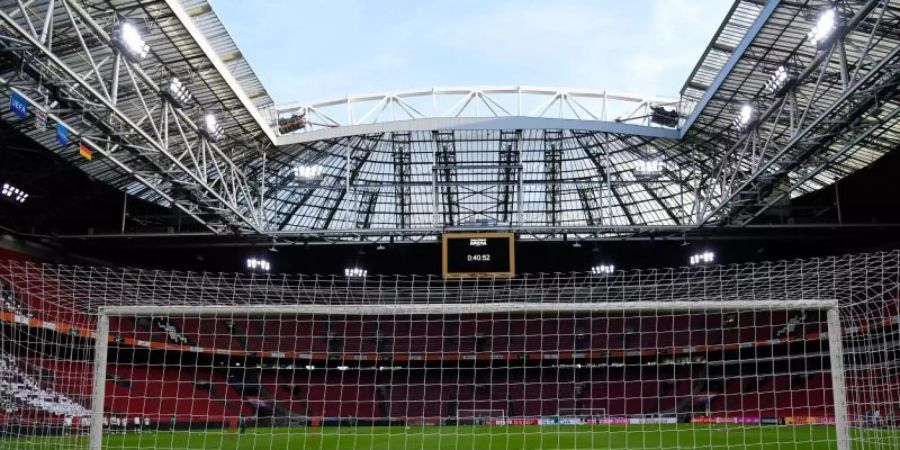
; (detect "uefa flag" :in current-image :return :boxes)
[10,92,28,120]
[79,143,93,161]
[56,122,70,146]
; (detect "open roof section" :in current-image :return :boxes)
[0,0,897,240]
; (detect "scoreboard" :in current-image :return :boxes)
[442,232,515,279]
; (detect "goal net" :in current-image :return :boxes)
[1,252,900,450]
[557,408,607,420]
[456,409,507,425]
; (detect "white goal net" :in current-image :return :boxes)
[1,251,900,450]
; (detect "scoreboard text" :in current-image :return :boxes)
[442,232,515,279]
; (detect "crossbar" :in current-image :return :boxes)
[100,300,838,317]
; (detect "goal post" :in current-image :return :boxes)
[556,407,607,418]
[456,409,507,425]
[89,299,850,450]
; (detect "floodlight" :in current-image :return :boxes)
[201,112,224,142]
[650,106,679,128]
[112,21,149,61]
[345,267,367,278]
[808,8,838,48]
[1,182,28,204]
[732,104,756,130]
[246,257,271,272]
[765,65,795,98]
[591,264,615,275]
[292,164,323,181]
[164,77,193,108]
[634,159,665,179]
[278,113,308,134]
[689,251,715,266]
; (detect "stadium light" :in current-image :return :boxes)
[293,164,323,181]
[1,182,28,204]
[765,65,795,98]
[650,106,679,128]
[336,365,350,371]
[164,77,193,108]
[345,267,367,278]
[634,159,665,179]
[304,365,315,370]
[246,257,271,272]
[732,104,756,131]
[112,21,149,61]
[808,8,838,49]
[591,264,615,275]
[278,113,308,134]
[201,112,224,142]
[689,251,715,266]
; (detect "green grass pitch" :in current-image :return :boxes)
[4,425,899,449]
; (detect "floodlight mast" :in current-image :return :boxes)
[200,112,224,142]
[1,182,28,203]
[164,77,193,108]
[808,8,839,49]
[112,21,149,61]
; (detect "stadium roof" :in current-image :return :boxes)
[0,0,897,242]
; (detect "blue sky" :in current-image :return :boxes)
[208,0,733,105]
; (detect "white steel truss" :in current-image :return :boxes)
[0,0,263,233]
[0,0,897,242]
[271,87,686,138]
[691,0,900,226]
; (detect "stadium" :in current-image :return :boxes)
[0,0,899,449]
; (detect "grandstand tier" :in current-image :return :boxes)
[2,252,900,449]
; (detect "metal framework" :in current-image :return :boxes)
[272,86,686,142]
[690,0,900,226]
[0,0,898,242]
[0,0,270,233]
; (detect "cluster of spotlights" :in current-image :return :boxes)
[634,159,665,179]
[113,21,149,61]
[650,106,679,128]
[165,77,193,108]
[202,112,225,142]
[246,257,271,272]
[729,9,837,133]
[732,104,756,131]
[1,183,28,204]
[591,264,615,275]
[345,267,367,278]
[113,21,226,142]
[765,65,795,98]
[808,8,838,49]
[293,164,323,181]
[689,251,715,266]
[278,113,308,134]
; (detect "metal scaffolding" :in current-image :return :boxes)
[0,0,897,242]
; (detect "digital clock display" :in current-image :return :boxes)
[442,233,515,279]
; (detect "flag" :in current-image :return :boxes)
[79,143,93,161]
[56,122,70,145]
[9,92,28,119]
[34,110,48,130]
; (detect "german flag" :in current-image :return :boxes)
[79,143,93,160]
